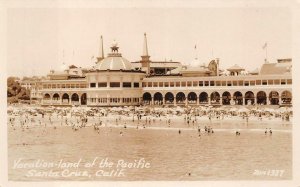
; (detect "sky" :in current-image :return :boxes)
[6,7,292,77]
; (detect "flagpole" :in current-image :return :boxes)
[263,42,268,63]
[266,45,268,62]
[63,49,65,64]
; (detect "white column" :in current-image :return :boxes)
[279,97,282,105]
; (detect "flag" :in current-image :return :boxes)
[262,42,267,49]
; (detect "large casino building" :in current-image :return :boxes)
[21,34,292,107]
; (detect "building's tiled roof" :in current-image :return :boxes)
[131,61,181,64]
[95,55,132,71]
[260,62,292,75]
[180,66,211,73]
[249,68,259,74]
[150,63,181,68]
[167,66,182,74]
[227,64,245,71]
[131,62,181,68]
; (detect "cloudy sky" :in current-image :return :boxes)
[6,5,292,77]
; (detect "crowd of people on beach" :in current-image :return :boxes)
[7,104,292,138]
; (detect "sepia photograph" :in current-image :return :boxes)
[1,0,300,186]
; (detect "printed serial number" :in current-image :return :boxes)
[253,169,284,177]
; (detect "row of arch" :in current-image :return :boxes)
[43,93,87,105]
[142,90,292,105]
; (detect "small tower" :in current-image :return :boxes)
[141,33,151,74]
[216,58,220,76]
[96,35,105,63]
[227,64,245,76]
[190,44,198,67]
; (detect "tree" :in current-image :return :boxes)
[7,77,31,102]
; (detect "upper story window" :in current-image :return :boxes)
[134,82,139,88]
[123,82,131,88]
[98,82,107,87]
[90,83,96,88]
[110,82,120,87]
[262,80,267,85]
[193,81,197,87]
[268,80,273,85]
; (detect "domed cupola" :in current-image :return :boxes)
[95,41,132,71]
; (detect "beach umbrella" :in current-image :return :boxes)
[264,108,275,113]
[277,107,287,113]
[238,107,249,113]
[229,108,238,112]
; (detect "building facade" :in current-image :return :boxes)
[24,34,292,107]
[19,77,44,104]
